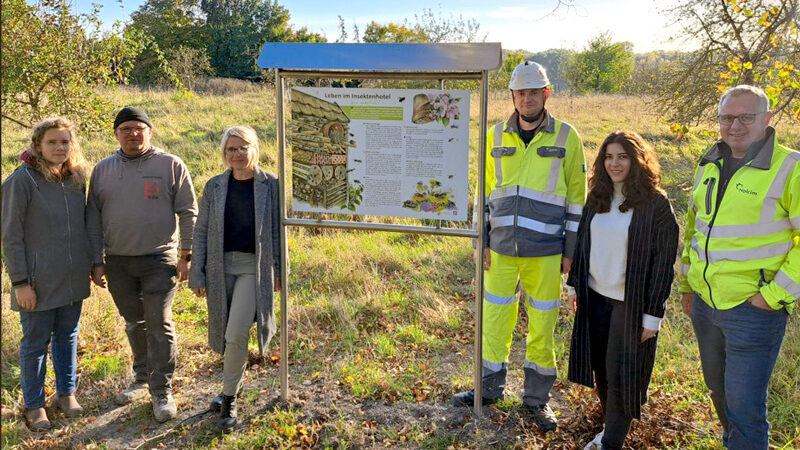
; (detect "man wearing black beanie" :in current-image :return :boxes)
[86,106,198,423]
[112,106,153,129]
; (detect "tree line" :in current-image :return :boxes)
[1,0,797,132]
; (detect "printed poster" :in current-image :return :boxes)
[288,87,470,221]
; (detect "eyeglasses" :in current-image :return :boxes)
[225,145,251,154]
[718,112,766,125]
[117,125,149,135]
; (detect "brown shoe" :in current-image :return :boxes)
[25,407,50,431]
[56,394,84,417]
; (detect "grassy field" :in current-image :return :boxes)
[1,82,799,449]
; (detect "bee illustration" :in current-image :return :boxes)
[448,137,455,142]
[451,125,459,128]
[354,159,362,163]
[448,175,454,179]
[398,97,406,102]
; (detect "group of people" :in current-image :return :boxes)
[1,59,797,449]
[2,107,281,433]
[453,61,797,450]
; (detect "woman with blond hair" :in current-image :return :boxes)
[189,125,281,432]
[2,117,92,430]
[566,130,679,449]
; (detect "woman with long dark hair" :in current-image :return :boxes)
[2,117,92,430]
[566,130,679,449]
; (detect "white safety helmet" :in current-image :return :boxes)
[508,61,550,90]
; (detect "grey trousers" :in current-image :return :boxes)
[222,252,257,396]
[105,254,178,395]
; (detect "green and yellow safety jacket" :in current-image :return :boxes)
[475,111,587,258]
[680,127,800,313]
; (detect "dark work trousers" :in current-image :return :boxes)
[587,288,633,450]
[105,254,178,395]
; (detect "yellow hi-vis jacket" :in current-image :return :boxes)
[475,111,587,258]
[680,128,800,313]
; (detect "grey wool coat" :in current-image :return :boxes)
[189,168,282,356]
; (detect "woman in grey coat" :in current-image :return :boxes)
[1,117,92,430]
[189,125,281,432]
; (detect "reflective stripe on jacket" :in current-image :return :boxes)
[680,127,800,313]
[474,111,587,258]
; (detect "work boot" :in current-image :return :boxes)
[115,381,148,405]
[450,389,502,407]
[451,365,508,407]
[217,394,237,433]
[55,394,84,417]
[524,403,558,431]
[24,407,50,431]
[152,392,177,423]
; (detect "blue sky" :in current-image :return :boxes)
[75,0,690,53]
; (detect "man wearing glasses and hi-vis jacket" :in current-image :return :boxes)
[452,61,586,432]
[680,85,800,450]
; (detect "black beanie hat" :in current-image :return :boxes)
[113,106,152,129]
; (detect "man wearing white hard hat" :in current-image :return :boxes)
[453,61,586,431]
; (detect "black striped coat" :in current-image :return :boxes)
[567,192,679,418]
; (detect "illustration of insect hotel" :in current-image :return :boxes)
[288,89,353,209]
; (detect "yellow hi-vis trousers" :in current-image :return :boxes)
[483,251,560,378]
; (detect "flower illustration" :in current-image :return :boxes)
[403,179,457,214]
[424,93,461,127]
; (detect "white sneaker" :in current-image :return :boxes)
[583,428,604,450]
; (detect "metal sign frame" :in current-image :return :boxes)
[258,43,501,416]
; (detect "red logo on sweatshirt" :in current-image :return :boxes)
[144,180,161,199]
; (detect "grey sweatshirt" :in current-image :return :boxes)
[1,165,92,311]
[86,147,197,263]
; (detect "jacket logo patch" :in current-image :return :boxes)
[144,180,161,199]
[735,182,757,196]
[491,146,516,157]
[537,146,566,158]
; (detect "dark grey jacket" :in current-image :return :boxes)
[2,165,91,311]
[189,168,281,356]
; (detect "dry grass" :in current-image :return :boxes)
[1,87,799,449]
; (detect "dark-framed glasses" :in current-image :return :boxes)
[718,112,766,125]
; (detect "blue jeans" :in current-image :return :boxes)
[19,301,83,409]
[691,295,787,450]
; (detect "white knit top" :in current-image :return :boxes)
[569,183,662,331]
[588,184,632,302]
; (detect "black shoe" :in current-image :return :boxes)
[217,395,237,433]
[210,388,243,412]
[210,393,223,412]
[524,403,557,431]
[451,390,502,407]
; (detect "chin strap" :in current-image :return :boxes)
[519,110,544,123]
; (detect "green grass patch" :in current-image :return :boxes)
[82,354,126,382]
[371,334,397,358]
